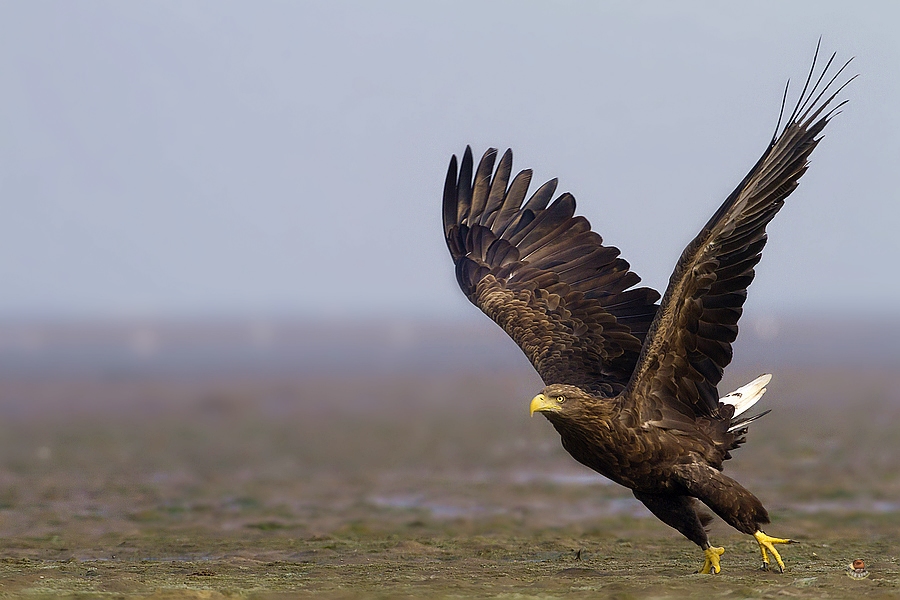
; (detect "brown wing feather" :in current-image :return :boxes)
[626,51,854,423]
[444,147,661,396]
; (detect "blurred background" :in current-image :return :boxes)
[0,0,898,569]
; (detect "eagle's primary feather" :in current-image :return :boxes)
[442,43,853,573]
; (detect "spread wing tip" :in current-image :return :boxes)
[779,43,856,138]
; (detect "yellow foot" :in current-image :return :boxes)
[753,530,796,573]
[699,545,725,574]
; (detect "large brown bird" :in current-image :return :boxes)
[442,47,853,574]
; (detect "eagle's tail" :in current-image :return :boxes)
[721,374,771,417]
[722,374,773,434]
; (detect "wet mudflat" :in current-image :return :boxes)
[1,367,898,598]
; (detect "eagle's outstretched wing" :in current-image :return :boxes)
[444,147,660,396]
[626,49,854,425]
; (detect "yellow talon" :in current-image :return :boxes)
[754,530,795,573]
[699,545,725,574]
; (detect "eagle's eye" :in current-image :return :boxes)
[556,395,565,404]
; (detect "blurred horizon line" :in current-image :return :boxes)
[0,306,897,325]
[0,312,897,379]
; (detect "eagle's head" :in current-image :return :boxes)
[529,383,596,422]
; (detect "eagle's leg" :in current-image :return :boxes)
[753,530,795,573]
[673,463,795,573]
[633,492,722,574]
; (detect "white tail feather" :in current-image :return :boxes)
[720,374,772,417]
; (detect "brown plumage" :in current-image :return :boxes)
[443,47,853,565]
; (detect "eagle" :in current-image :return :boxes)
[442,47,852,574]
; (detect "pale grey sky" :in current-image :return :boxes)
[0,2,897,320]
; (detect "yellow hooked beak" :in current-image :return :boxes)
[530,393,562,416]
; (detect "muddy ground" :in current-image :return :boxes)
[1,367,898,598]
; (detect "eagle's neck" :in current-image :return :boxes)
[547,400,629,482]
